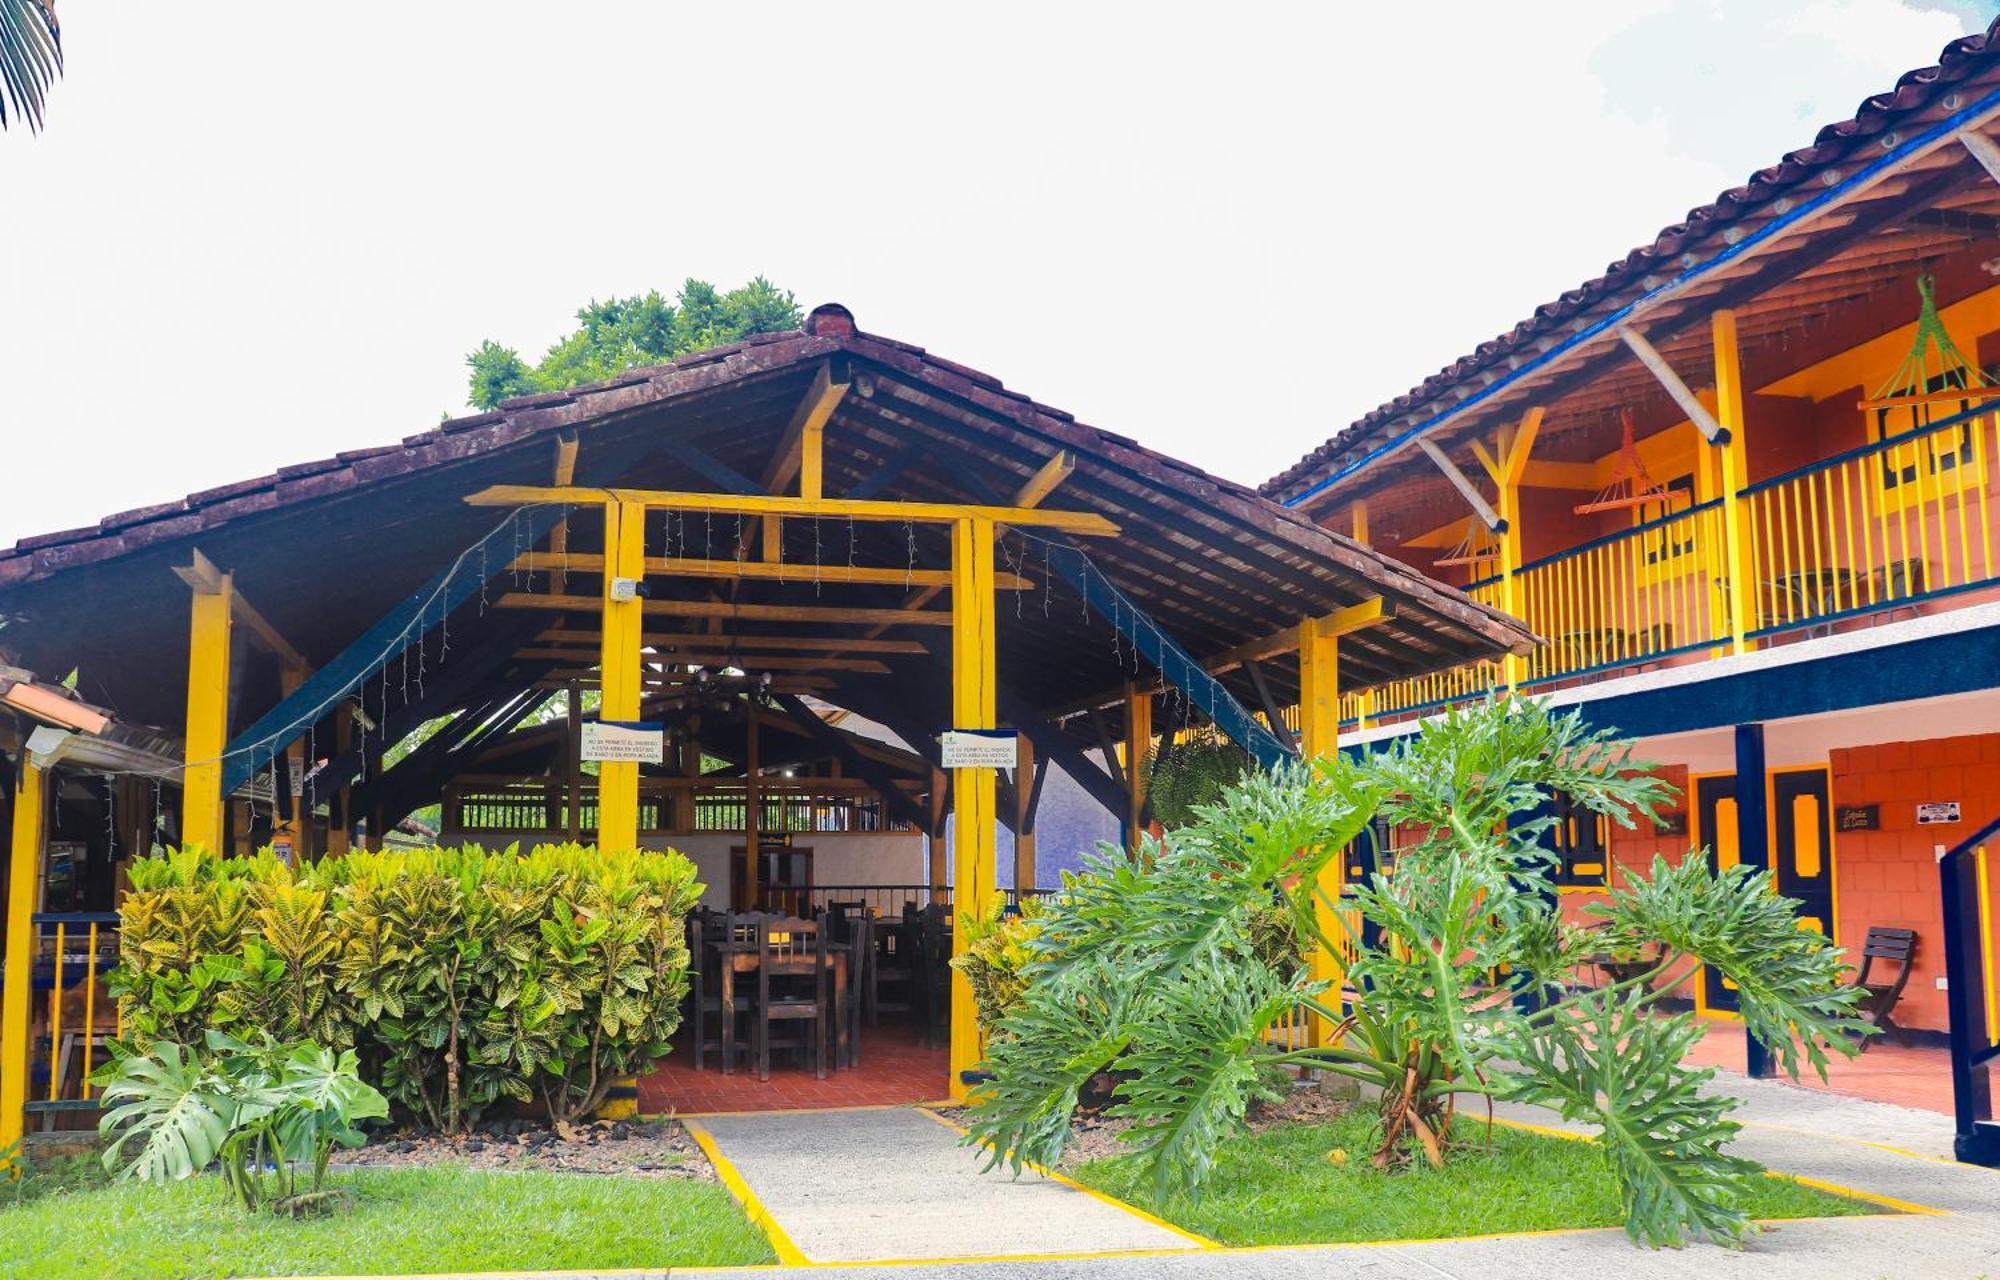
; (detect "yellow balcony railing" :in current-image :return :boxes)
[1742,402,1997,636]
[1516,499,1733,682]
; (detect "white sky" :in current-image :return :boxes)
[0,0,1988,546]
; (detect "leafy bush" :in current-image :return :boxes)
[95,1031,388,1215]
[965,698,1868,1248]
[112,843,702,1131]
[951,898,1048,1039]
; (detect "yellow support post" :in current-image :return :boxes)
[1124,683,1152,855]
[1713,309,1756,653]
[1298,614,1343,1045]
[2,760,44,1169]
[949,516,998,1101]
[1488,410,1543,690]
[598,499,647,851]
[182,564,234,854]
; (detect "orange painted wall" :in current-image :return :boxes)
[1828,733,2000,1033]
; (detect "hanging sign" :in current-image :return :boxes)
[941,729,1018,769]
[1917,800,1962,826]
[581,720,666,765]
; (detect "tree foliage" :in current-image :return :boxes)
[465,278,802,410]
[964,698,1869,1248]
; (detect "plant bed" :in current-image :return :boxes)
[0,1162,775,1278]
[341,1115,710,1179]
[1069,1108,1883,1248]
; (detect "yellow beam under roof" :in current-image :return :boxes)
[465,485,1119,536]
[508,552,1032,590]
[496,592,956,627]
[535,628,927,654]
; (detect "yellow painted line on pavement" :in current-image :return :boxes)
[913,1103,1222,1249]
[683,1117,810,1267]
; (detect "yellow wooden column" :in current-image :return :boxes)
[182,567,234,854]
[1124,683,1152,855]
[598,499,646,851]
[949,515,998,1100]
[1012,732,1036,893]
[1713,309,1756,653]
[1298,614,1344,1044]
[1,760,45,1168]
[1348,503,1376,730]
[1488,410,1543,690]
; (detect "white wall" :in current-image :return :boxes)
[456,830,926,911]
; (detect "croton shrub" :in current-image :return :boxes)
[113,842,701,1131]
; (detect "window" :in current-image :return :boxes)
[1634,473,1700,587]
[1872,369,1987,513]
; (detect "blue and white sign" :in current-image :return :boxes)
[581,719,666,765]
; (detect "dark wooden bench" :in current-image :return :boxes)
[1851,926,1918,1050]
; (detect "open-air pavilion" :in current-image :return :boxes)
[0,303,1533,1139]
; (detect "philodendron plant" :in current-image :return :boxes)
[964,697,1867,1248]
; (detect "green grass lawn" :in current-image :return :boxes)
[0,1162,775,1279]
[1072,1112,1882,1246]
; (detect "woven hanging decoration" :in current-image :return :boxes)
[1574,409,1672,515]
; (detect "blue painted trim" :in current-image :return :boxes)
[1282,83,2000,511]
[1043,544,1293,769]
[220,506,568,794]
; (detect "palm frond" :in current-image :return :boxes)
[0,0,61,133]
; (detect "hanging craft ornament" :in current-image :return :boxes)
[1864,272,1999,428]
[1434,515,1502,569]
[1573,409,1671,515]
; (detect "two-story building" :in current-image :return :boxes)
[1262,18,2000,1159]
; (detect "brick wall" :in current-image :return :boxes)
[1829,733,2000,1033]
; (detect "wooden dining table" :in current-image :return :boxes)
[710,926,853,1074]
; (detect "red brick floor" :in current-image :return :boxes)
[637,1020,950,1115]
[1681,1025,1965,1114]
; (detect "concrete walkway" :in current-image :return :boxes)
[687,1106,1207,1263]
[687,1074,2000,1278]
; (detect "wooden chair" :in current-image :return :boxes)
[869,904,920,1026]
[687,910,753,1073]
[915,903,953,1048]
[754,915,829,1081]
[840,912,872,1069]
[1850,926,1918,1050]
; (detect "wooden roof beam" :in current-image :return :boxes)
[763,360,851,500]
[1616,327,1727,444]
[1415,439,1505,532]
[172,548,308,672]
[1011,450,1075,508]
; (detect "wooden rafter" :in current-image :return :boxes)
[173,548,307,671]
[521,650,892,673]
[1011,450,1075,508]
